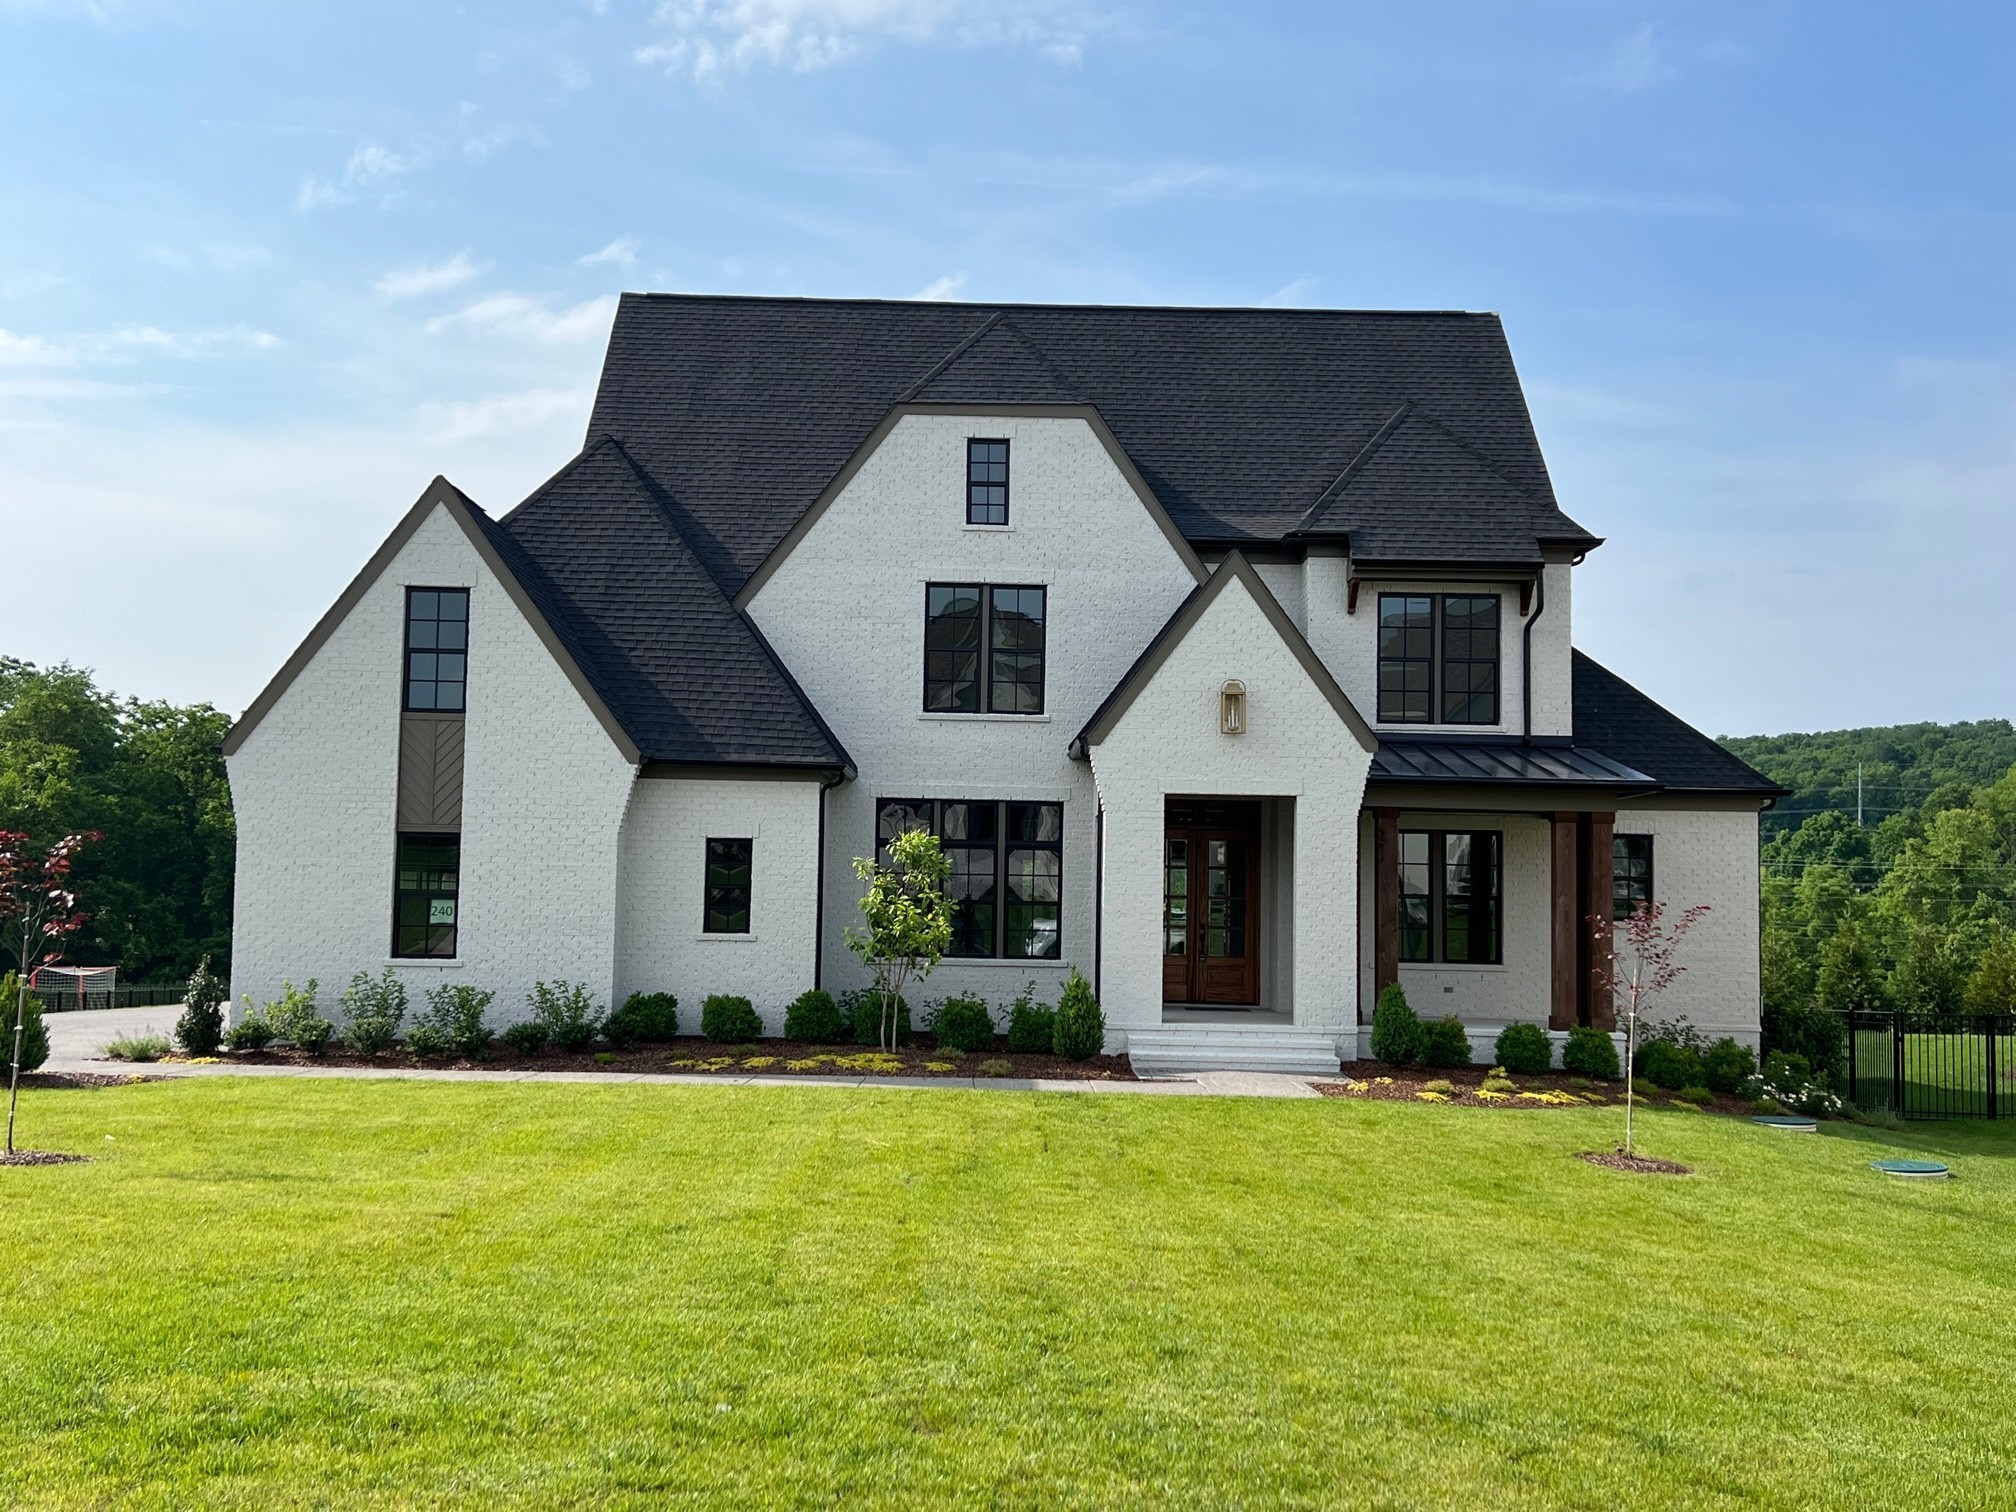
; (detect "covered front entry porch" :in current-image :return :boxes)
[1159,796,1296,1022]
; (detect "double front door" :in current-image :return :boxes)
[1162,801,1261,1005]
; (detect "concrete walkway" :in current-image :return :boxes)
[39,1008,1328,1100]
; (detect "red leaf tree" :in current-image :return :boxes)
[0,830,99,1154]
[1589,900,1710,1157]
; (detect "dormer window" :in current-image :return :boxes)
[1377,592,1500,725]
[967,438,1009,526]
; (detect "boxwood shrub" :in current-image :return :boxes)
[783,988,845,1044]
[1493,1021,1552,1076]
[842,989,910,1046]
[500,1021,547,1055]
[1052,969,1105,1061]
[1417,1016,1473,1069]
[606,991,679,1048]
[700,994,762,1044]
[1006,982,1055,1054]
[1701,1037,1757,1095]
[1637,1038,1702,1091]
[932,995,995,1053]
[1369,983,1420,1065]
[1561,1025,1620,1079]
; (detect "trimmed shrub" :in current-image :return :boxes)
[1637,1039,1702,1092]
[103,1032,171,1062]
[223,1008,275,1052]
[783,989,845,1044]
[175,956,227,1057]
[606,991,679,1048]
[1761,997,1845,1087]
[842,989,910,1046]
[976,1058,1014,1078]
[500,1021,547,1056]
[701,994,762,1044]
[339,968,408,1055]
[405,1023,450,1058]
[1494,1022,1552,1076]
[263,979,333,1054]
[1701,1038,1756,1095]
[1480,1073,1518,1096]
[411,983,497,1057]
[1676,1084,1715,1106]
[527,981,598,1053]
[1418,1016,1472,1069]
[1006,982,1055,1054]
[1562,1025,1620,1079]
[1422,1078,1456,1096]
[1763,1049,1812,1086]
[932,996,995,1053]
[1,974,49,1074]
[1369,983,1420,1066]
[1052,968,1105,1062]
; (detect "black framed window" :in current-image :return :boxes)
[403,588,469,712]
[967,438,1009,526]
[1376,593,1500,725]
[923,584,1046,714]
[877,798,1062,958]
[704,838,753,933]
[393,833,460,958]
[1397,830,1501,964]
[1613,834,1653,921]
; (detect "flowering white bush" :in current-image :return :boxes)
[1741,1070,1844,1117]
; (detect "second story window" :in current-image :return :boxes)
[404,588,470,711]
[967,438,1009,525]
[924,583,1047,714]
[1377,592,1500,725]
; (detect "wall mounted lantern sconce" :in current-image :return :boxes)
[1220,680,1247,735]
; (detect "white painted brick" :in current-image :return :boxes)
[1614,803,1763,1046]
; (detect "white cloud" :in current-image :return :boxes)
[426,292,619,344]
[1110,161,1733,219]
[296,140,418,211]
[0,329,78,366]
[633,0,1103,82]
[1586,23,1670,96]
[578,236,641,269]
[422,384,598,444]
[1259,276,1316,307]
[373,252,486,299]
[909,272,966,300]
[106,324,281,356]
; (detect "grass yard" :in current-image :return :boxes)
[2,1080,2012,1509]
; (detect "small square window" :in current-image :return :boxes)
[967,438,1009,526]
[404,587,471,712]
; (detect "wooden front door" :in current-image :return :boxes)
[1162,803,1262,1006]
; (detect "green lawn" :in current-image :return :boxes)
[3,1080,2012,1509]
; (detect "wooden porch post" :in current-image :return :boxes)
[1372,806,1399,1019]
[1549,813,1579,1030]
[1581,810,1616,1030]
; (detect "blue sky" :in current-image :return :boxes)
[2,0,2010,735]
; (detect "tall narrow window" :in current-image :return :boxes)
[404,588,470,711]
[1397,830,1501,965]
[923,584,1046,714]
[876,798,1062,959]
[1613,835,1654,920]
[393,833,460,957]
[704,838,753,933]
[1377,595,1434,723]
[1375,593,1501,726]
[967,438,1009,525]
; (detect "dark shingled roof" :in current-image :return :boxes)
[587,293,1599,593]
[488,437,850,769]
[1571,652,1783,794]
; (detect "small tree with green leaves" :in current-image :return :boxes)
[846,828,954,1052]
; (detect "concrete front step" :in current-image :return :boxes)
[1125,1028,1342,1078]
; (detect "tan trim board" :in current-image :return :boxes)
[1072,550,1377,757]
[222,476,643,765]
[731,401,1209,611]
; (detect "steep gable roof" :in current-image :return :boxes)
[497,438,851,770]
[588,294,1599,593]
[1572,652,1783,795]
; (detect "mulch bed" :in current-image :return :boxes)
[17,1071,164,1090]
[1313,1063,1758,1116]
[1576,1151,1693,1176]
[149,1037,1138,1082]
[0,1150,92,1166]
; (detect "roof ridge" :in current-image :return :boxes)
[1291,401,1413,533]
[894,310,1005,403]
[493,433,626,529]
[627,291,1493,319]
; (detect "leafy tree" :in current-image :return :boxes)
[1590,901,1709,1157]
[0,830,96,1154]
[1964,928,2016,1015]
[846,828,953,1052]
[1815,921,1890,1015]
[1889,926,1968,1016]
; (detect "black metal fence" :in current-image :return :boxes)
[35,982,187,1012]
[1845,1011,2016,1120]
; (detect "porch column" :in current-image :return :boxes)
[1580,810,1616,1030]
[1372,806,1399,1017]
[1548,813,1578,1030]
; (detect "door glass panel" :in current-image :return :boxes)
[1164,838,1189,956]
[1223,838,1246,957]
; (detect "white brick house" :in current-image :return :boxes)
[223,296,1780,1071]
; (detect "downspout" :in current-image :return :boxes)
[1521,567,1546,742]
[1093,805,1105,1002]
[813,770,843,991]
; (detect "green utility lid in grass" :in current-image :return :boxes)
[1870,1159,1950,1179]
[1752,1115,1818,1132]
